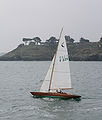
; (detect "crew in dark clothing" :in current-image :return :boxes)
[56,88,67,94]
[56,89,62,93]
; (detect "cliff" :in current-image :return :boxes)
[0,42,102,61]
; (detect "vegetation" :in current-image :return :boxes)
[80,37,89,43]
[0,36,102,61]
[100,37,102,42]
[65,36,75,43]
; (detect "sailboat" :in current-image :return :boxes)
[30,28,81,99]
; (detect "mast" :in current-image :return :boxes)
[48,28,63,92]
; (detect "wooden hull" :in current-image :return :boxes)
[30,92,81,99]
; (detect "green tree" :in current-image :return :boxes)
[32,37,42,45]
[99,37,102,42]
[23,38,32,45]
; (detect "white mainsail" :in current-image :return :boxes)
[50,33,72,90]
[40,29,72,92]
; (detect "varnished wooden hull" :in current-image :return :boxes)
[30,92,81,99]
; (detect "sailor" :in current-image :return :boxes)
[56,88,67,94]
[56,88,62,93]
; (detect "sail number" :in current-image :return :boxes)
[59,55,68,62]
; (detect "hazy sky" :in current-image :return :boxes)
[0,0,102,52]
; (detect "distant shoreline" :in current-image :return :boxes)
[0,41,102,61]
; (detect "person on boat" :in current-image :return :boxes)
[56,88,67,94]
[56,88,62,93]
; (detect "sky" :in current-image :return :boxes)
[0,0,102,52]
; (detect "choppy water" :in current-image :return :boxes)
[0,61,102,120]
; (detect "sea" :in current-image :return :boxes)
[0,61,102,120]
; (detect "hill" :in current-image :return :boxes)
[0,42,102,61]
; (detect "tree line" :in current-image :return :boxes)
[22,36,102,45]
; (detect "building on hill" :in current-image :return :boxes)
[23,37,42,45]
[40,42,45,45]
